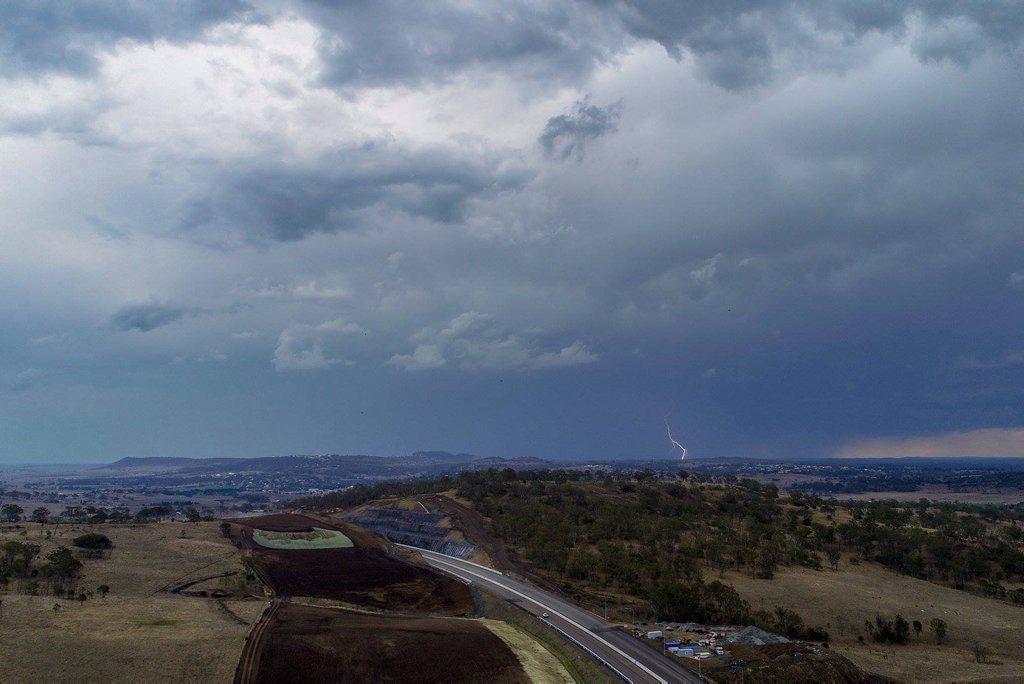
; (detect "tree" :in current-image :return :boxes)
[930,617,948,644]
[19,543,40,576]
[893,614,910,644]
[31,507,51,524]
[135,506,173,522]
[108,507,132,524]
[913,620,922,640]
[44,547,83,588]
[72,533,113,551]
[2,541,25,574]
[826,546,841,572]
[1,503,24,522]
[757,542,780,579]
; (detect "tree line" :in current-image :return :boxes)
[289,467,1024,639]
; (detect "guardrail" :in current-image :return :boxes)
[532,609,634,684]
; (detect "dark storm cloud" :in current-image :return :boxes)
[287,1,1024,94]
[184,143,533,242]
[0,0,252,77]
[300,1,619,89]
[539,97,622,162]
[594,1,1024,88]
[110,303,187,332]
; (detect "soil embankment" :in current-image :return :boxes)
[255,604,530,684]
[227,513,531,682]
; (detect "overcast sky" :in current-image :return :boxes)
[3,1,1024,464]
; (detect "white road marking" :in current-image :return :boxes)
[420,551,668,684]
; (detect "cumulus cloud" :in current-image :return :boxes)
[302,2,618,90]
[183,143,532,242]
[387,344,446,372]
[389,312,598,372]
[292,281,351,303]
[539,96,622,162]
[110,303,188,332]
[4,1,1024,463]
[301,1,1024,93]
[272,319,362,372]
[836,428,1024,458]
[622,1,1024,87]
[0,0,252,78]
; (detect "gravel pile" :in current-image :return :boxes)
[724,626,791,646]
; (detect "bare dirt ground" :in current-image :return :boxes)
[228,513,571,683]
[226,513,474,614]
[253,603,531,684]
[726,555,1024,683]
[0,520,264,683]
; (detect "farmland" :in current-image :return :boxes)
[727,555,1024,683]
[0,520,265,683]
[254,604,531,683]
[0,514,576,683]
[225,513,572,683]
[225,513,476,613]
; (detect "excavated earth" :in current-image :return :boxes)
[226,513,529,682]
[255,604,530,684]
[226,513,473,613]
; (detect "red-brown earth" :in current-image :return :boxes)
[254,604,530,684]
[225,513,473,614]
[226,513,530,683]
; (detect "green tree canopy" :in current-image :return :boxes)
[1,503,24,522]
[72,533,113,551]
[44,547,83,584]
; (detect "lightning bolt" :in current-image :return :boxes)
[665,418,687,460]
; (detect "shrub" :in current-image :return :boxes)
[72,533,113,551]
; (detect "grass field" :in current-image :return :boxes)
[726,554,1024,683]
[835,486,1024,505]
[0,521,266,683]
[251,527,353,549]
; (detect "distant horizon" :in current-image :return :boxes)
[5,451,1024,470]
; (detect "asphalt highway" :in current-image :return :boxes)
[407,547,702,684]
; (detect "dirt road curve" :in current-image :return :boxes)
[234,599,281,684]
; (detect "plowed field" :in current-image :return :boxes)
[254,604,530,684]
[227,513,532,683]
[226,513,473,614]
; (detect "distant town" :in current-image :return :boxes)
[2,453,1022,523]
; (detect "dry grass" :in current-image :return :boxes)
[0,521,266,683]
[835,487,1024,505]
[725,555,1024,683]
[484,619,576,684]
